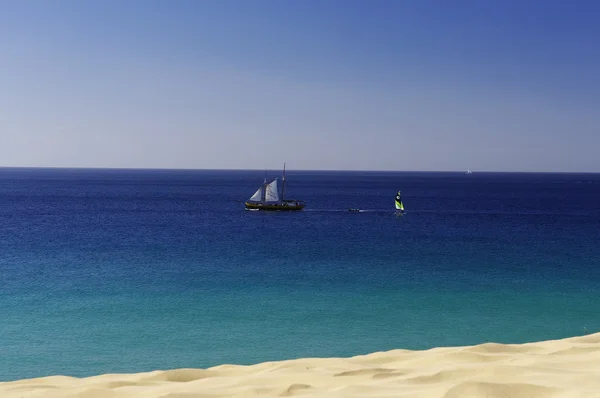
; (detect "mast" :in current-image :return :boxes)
[261,170,267,203]
[281,162,286,201]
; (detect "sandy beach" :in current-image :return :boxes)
[2,333,600,398]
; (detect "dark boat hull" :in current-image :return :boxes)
[245,201,305,211]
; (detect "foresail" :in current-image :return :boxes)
[264,179,280,202]
[249,186,263,202]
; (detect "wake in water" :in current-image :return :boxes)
[303,208,395,213]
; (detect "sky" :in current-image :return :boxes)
[1,0,599,172]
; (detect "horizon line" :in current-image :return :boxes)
[0,166,599,175]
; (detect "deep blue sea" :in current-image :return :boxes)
[1,168,600,381]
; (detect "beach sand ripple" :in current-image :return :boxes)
[3,333,600,397]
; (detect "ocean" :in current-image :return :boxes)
[1,168,599,381]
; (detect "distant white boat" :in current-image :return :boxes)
[466,169,473,175]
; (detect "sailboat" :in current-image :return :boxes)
[466,169,473,174]
[244,163,305,211]
[395,191,405,215]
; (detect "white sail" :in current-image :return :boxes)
[264,179,280,202]
[248,186,263,202]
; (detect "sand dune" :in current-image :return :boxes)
[3,333,600,398]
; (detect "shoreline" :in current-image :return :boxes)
[2,333,600,397]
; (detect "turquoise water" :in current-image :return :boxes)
[1,169,599,381]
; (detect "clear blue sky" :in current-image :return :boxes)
[1,0,599,171]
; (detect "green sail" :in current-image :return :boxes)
[394,191,404,211]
